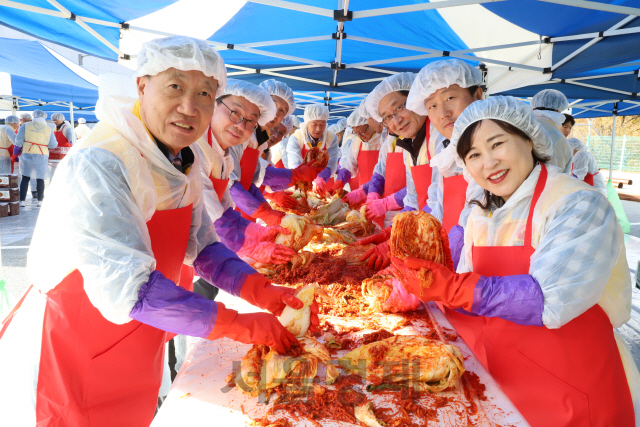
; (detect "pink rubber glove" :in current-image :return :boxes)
[366,192,381,202]
[313,176,329,197]
[342,187,367,205]
[246,223,290,243]
[364,198,390,219]
[238,242,296,265]
[383,277,421,313]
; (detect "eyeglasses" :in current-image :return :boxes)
[353,125,369,137]
[219,100,259,131]
[381,102,407,125]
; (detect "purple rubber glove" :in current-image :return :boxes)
[367,172,385,198]
[214,208,254,252]
[12,146,22,156]
[472,275,544,326]
[317,167,332,181]
[421,205,432,214]
[193,242,258,297]
[448,225,464,271]
[130,270,218,338]
[230,182,263,216]
[335,165,351,185]
[262,165,293,191]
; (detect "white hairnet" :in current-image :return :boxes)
[289,115,300,128]
[137,36,227,96]
[358,98,371,119]
[338,118,347,129]
[449,96,554,169]
[221,79,276,126]
[303,103,329,122]
[33,110,47,119]
[51,113,65,121]
[5,115,19,124]
[365,72,416,122]
[78,118,86,124]
[407,59,483,116]
[347,108,366,128]
[531,89,569,112]
[259,79,296,118]
[327,123,340,134]
[568,137,584,152]
[19,112,32,120]
[281,115,294,134]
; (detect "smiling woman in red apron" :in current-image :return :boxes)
[0,37,309,427]
[391,96,639,426]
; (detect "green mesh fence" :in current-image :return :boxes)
[586,136,640,173]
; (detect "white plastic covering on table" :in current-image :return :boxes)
[152,293,530,427]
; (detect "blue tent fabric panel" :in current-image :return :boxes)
[0,0,177,60]
[10,76,98,107]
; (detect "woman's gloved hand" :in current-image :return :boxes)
[342,187,367,206]
[247,242,296,265]
[388,257,478,309]
[246,223,289,243]
[354,227,391,246]
[313,176,329,197]
[364,194,402,220]
[265,191,299,209]
[366,192,381,203]
[253,202,286,226]
[360,241,391,270]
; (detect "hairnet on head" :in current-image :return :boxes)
[365,72,416,122]
[358,98,371,119]
[289,115,300,128]
[259,79,296,118]
[327,123,340,134]
[407,59,483,116]
[19,112,32,120]
[347,108,366,128]
[338,118,347,129]
[568,137,584,152]
[137,36,227,96]
[51,113,65,121]
[33,110,47,119]
[448,96,553,170]
[221,79,276,126]
[78,118,86,124]
[531,89,569,112]
[280,116,293,134]
[303,104,329,123]
[5,115,19,124]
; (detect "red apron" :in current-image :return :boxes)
[301,142,334,191]
[54,124,73,148]
[356,141,379,188]
[409,137,432,211]
[373,150,407,228]
[274,159,285,169]
[448,164,634,426]
[30,204,193,426]
[584,172,597,186]
[442,175,468,233]
[207,130,229,203]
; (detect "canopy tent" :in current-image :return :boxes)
[2,0,640,118]
[0,36,99,116]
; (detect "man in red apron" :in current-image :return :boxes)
[286,103,339,197]
[354,73,425,270]
[0,37,311,427]
[568,137,606,194]
[51,112,75,148]
[407,59,484,269]
[391,96,638,426]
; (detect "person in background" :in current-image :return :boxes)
[288,115,300,137]
[51,112,75,147]
[13,109,57,207]
[391,96,638,426]
[561,113,575,138]
[0,115,18,174]
[568,137,606,195]
[18,113,37,196]
[530,89,573,172]
[74,117,92,142]
[0,36,308,426]
[287,103,339,197]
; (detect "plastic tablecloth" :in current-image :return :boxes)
[152,292,530,427]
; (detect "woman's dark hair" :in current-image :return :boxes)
[563,114,575,126]
[456,119,551,212]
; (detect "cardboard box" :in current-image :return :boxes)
[8,201,19,216]
[0,203,8,217]
[0,188,19,202]
[0,174,19,188]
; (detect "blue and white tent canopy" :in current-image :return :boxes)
[3,0,640,116]
[0,37,98,112]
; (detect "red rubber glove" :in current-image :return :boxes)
[10,154,19,163]
[291,165,323,183]
[253,202,286,226]
[388,257,479,309]
[241,242,296,265]
[239,274,320,334]
[355,227,391,246]
[246,223,289,243]
[360,241,391,270]
[207,303,298,354]
[331,179,346,194]
[343,187,367,206]
[265,191,299,209]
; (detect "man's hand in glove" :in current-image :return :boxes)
[343,187,367,206]
[265,191,299,209]
[355,227,391,246]
[360,241,391,270]
[291,164,323,183]
[388,257,478,309]
[249,242,296,265]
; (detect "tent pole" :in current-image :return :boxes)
[609,104,618,182]
[69,102,76,139]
